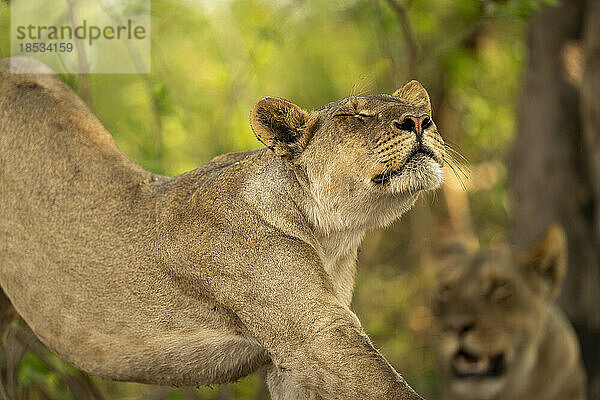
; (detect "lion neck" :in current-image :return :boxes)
[241,150,416,304]
[289,158,418,233]
[283,156,420,304]
[478,305,586,400]
[508,305,586,400]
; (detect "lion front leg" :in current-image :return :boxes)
[199,239,424,400]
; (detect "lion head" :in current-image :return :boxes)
[432,225,570,400]
[250,81,445,232]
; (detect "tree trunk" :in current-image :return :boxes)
[508,1,600,398]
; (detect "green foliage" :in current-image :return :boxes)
[0,0,541,398]
[0,2,9,58]
[484,0,559,18]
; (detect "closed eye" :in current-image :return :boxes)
[334,112,373,118]
[487,280,513,302]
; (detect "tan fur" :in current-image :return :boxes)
[0,57,445,399]
[433,225,587,400]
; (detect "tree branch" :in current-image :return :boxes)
[383,0,418,77]
[65,0,92,107]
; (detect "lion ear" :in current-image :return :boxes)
[393,80,431,113]
[250,97,310,158]
[519,224,567,301]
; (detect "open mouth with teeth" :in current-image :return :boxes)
[451,349,506,379]
[372,147,438,185]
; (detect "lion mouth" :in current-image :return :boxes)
[451,349,506,379]
[372,147,438,185]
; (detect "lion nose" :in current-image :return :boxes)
[393,115,432,138]
[446,320,475,336]
[405,115,430,135]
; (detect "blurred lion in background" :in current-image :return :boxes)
[432,225,586,400]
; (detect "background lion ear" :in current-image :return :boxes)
[519,224,567,301]
[393,80,432,112]
[250,97,310,157]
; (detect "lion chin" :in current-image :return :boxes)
[447,348,509,400]
[450,377,506,400]
[392,154,444,194]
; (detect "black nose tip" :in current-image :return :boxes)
[422,116,432,129]
[394,118,416,131]
[393,115,431,135]
[446,321,475,336]
[459,322,475,335]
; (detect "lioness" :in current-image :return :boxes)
[0,57,445,400]
[433,225,587,400]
